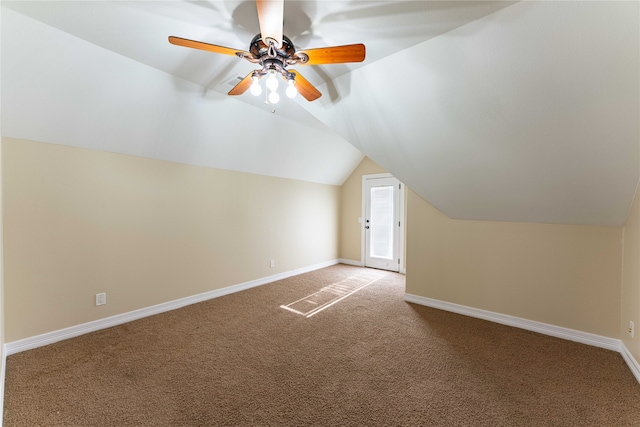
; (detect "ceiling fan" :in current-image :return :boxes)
[168,0,366,103]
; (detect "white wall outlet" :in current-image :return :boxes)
[96,292,106,306]
[630,321,635,338]
[270,260,276,268]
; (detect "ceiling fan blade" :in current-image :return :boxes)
[168,36,250,57]
[296,44,366,65]
[228,72,256,96]
[288,70,322,102]
[256,0,284,47]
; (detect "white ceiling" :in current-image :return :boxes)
[2,1,639,226]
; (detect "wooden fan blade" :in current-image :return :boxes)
[288,70,322,102]
[168,36,250,57]
[296,44,366,65]
[256,0,284,47]
[228,72,257,96]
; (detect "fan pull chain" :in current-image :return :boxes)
[261,81,276,113]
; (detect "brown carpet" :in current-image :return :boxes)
[4,264,640,426]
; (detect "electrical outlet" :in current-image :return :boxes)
[270,260,276,268]
[95,292,106,306]
[630,321,635,338]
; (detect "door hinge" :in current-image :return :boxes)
[398,221,401,227]
[398,258,401,265]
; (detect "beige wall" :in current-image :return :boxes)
[2,137,341,342]
[4,136,634,354]
[339,157,387,262]
[622,185,640,361]
[406,190,623,338]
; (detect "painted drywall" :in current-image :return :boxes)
[305,1,639,227]
[406,190,623,338]
[2,7,364,188]
[622,184,640,361]
[339,157,387,263]
[2,137,341,342]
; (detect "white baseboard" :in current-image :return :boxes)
[404,294,620,350]
[5,259,339,356]
[338,258,364,267]
[621,341,640,384]
[339,259,406,275]
[404,293,640,384]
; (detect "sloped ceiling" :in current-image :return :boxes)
[2,1,639,226]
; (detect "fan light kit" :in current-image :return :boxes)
[168,0,366,104]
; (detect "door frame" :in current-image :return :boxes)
[361,173,405,273]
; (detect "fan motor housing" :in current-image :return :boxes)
[250,34,295,60]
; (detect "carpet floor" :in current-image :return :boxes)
[4,264,640,426]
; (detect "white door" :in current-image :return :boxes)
[364,176,402,272]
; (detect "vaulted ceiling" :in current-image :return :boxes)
[2,1,638,226]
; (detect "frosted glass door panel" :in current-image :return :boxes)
[370,186,394,259]
[364,176,401,272]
